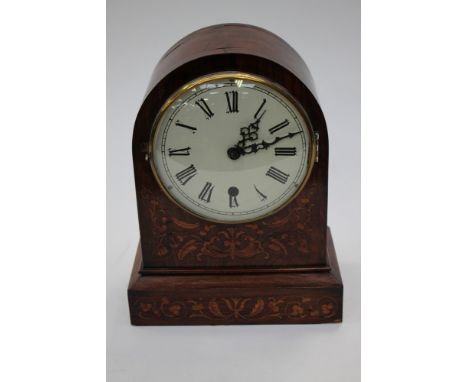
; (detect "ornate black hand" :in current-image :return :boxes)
[228,131,303,159]
[238,110,266,148]
[227,111,266,160]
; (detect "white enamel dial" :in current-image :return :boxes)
[150,73,314,223]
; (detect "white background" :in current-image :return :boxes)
[107,0,360,381]
[2,1,467,382]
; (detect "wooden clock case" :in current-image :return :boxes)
[128,24,343,325]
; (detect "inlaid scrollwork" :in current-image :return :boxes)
[135,295,338,322]
[140,183,318,262]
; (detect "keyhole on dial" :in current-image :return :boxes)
[228,186,239,208]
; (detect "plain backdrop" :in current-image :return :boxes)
[107,0,360,381]
[2,2,468,382]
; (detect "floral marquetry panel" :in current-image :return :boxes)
[137,177,327,269]
[128,227,343,325]
[131,294,341,325]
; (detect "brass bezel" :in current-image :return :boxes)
[148,72,317,224]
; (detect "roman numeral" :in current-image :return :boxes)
[269,119,289,134]
[228,186,239,208]
[168,147,191,156]
[254,185,267,201]
[225,91,239,113]
[254,98,266,119]
[198,182,214,203]
[266,166,289,184]
[175,164,197,185]
[175,120,197,133]
[274,147,297,156]
[195,98,214,119]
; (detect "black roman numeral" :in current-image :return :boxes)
[274,147,297,156]
[225,91,239,113]
[175,120,197,133]
[269,119,289,134]
[198,182,214,203]
[168,147,191,156]
[254,185,267,201]
[175,164,197,185]
[254,98,266,119]
[266,166,289,184]
[195,98,214,119]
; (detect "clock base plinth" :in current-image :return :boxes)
[128,228,343,325]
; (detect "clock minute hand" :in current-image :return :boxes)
[261,131,302,149]
[237,131,303,156]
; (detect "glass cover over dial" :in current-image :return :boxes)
[150,73,315,223]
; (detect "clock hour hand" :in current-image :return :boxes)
[228,112,266,160]
[238,110,266,144]
[228,131,303,159]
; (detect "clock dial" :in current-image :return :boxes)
[150,73,315,223]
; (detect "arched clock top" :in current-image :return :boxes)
[146,23,318,98]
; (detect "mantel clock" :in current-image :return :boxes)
[128,24,343,325]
